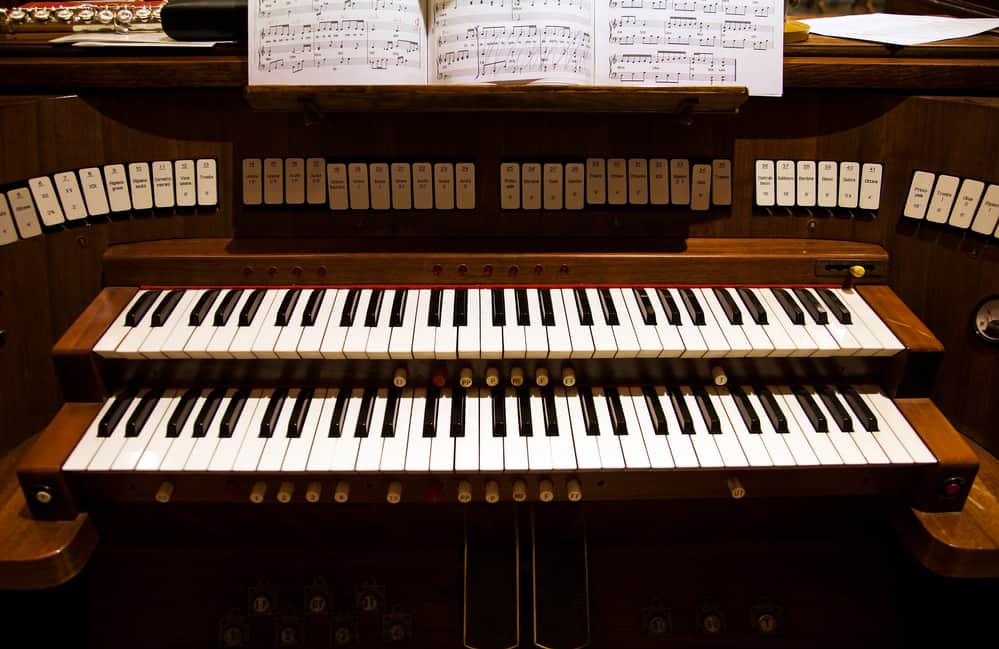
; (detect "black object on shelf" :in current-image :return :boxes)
[161,0,248,41]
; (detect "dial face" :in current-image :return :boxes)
[973,296,999,344]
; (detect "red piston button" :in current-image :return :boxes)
[943,478,964,497]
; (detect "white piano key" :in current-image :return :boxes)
[91,291,149,358]
[330,388,365,471]
[586,289,617,359]
[648,387,697,467]
[412,289,436,359]
[281,389,326,471]
[756,289,818,357]
[233,389,281,472]
[228,290,280,359]
[678,387,724,468]
[185,390,238,471]
[645,289,690,358]
[608,288,641,358]
[786,293,841,356]
[205,290,255,359]
[804,289,861,356]
[591,388,625,469]
[319,290,353,359]
[297,289,338,358]
[544,289,573,359]
[834,289,903,356]
[389,289,419,360]
[699,288,753,357]
[207,389,267,472]
[64,396,130,471]
[435,289,459,359]
[274,290,313,358]
[502,288,528,359]
[257,389,300,471]
[684,289,729,358]
[503,388,530,471]
[114,291,164,357]
[158,390,211,471]
[743,387,798,466]
[712,387,772,467]
[430,390,456,472]
[87,392,149,471]
[566,388,602,469]
[342,289,374,357]
[819,387,889,465]
[801,386,867,465]
[691,387,744,467]
[356,389,389,471]
[846,388,910,464]
[625,387,673,468]
[479,388,505,471]
[526,389,553,470]
[366,289,395,359]
[182,292,231,359]
[253,289,300,359]
[549,388,578,470]
[722,289,776,358]
[380,388,414,471]
[134,392,188,471]
[455,389,480,471]
[621,289,665,359]
[614,390,650,469]
[740,289,796,356]
[524,289,550,359]
[775,387,842,465]
[561,289,595,359]
[111,390,179,471]
[859,386,935,464]
[404,388,432,471]
[664,288,707,358]
[306,389,344,471]
[458,289,481,359]
[139,290,200,359]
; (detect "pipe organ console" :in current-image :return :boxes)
[2,20,999,649]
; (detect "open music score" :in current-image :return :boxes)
[250,0,782,95]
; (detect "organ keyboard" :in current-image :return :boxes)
[15,237,978,519]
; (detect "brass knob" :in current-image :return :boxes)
[305,481,322,503]
[393,367,408,388]
[711,366,728,386]
[566,478,582,502]
[485,367,500,387]
[561,367,576,387]
[510,367,524,387]
[387,480,402,504]
[335,480,350,503]
[155,482,174,503]
[485,480,500,503]
[276,481,294,503]
[457,479,472,503]
[512,479,527,502]
[539,479,555,502]
[249,481,267,503]
[849,265,866,279]
[535,367,550,387]
[728,476,746,499]
[459,367,474,388]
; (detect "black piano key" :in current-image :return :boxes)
[286,388,314,438]
[541,389,558,436]
[666,387,694,434]
[258,388,288,438]
[219,388,250,438]
[167,388,201,438]
[275,288,302,327]
[772,288,805,325]
[578,387,599,436]
[515,289,530,326]
[339,289,360,327]
[713,288,743,325]
[382,388,401,437]
[597,288,619,326]
[189,289,221,326]
[633,288,656,325]
[125,290,161,326]
[150,290,184,327]
[213,289,242,326]
[539,289,556,327]
[838,386,878,432]
[423,388,440,437]
[573,289,594,326]
[816,288,852,325]
[238,289,266,326]
[679,288,705,326]
[604,387,627,435]
[736,288,768,325]
[125,389,164,437]
[329,389,350,438]
[754,386,788,434]
[451,388,467,437]
[816,385,853,432]
[98,389,138,437]
[364,290,384,327]
[491,387,507,438]
[793,288,829,325]
[791,385,828,433]
[355,388,376,438]
[655,288,682,326]
[389,289,408,327]
[729,386,761,434]
[194,388,227,438]
[692,386,721,434]
[454,289,468,327]
[428,289,443,327]
[301,288,326,327]
[491,289,506,327]
[641,386,668,435]
[516,388,532,437]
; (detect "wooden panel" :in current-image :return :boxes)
[857,285,943,353]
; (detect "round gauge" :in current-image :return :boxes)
[972,295,999,344]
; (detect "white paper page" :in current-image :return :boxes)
[801,13,999,47]
[596,0,784,96]
[431,0,594,85]
[250,0,428,84]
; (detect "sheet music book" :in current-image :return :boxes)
[249,0,782,96]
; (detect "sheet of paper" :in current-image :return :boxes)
[50,32,225,47]
[595,0,784,96]
[801,13,999,47]
[431,0,595,85]
[249,0,428,84]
